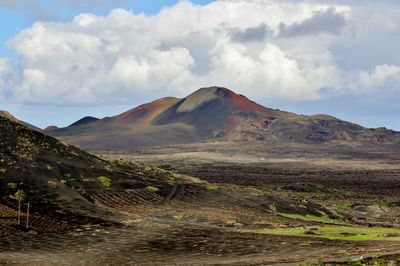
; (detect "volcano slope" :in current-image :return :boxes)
[0,114,194,235]
[0,110,41,131]
[2,115,400,265]
[45,86,400,150]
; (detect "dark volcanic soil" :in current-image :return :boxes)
[1,220,400,266]
[2,114,400,265]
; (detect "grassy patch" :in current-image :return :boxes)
[97,176,111,188]
[146,186,159,193]
[258,225,400,241]
[278,213,346,225]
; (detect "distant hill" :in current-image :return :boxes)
[68,116,100,127]
[42,87,400,149]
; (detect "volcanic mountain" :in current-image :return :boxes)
[44,87,400,149]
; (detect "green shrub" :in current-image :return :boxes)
[370,258,397,266]
[206,184,220,191]
[97,176,111,188]
[298,258,324,266]
[7,182,17,189]
[0,168,6,174]
[47,180,57,189]
[347,257,366,266]
[146,186,159,193]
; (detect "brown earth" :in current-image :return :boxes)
[2,185,400,265]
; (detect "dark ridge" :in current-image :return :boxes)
[68,116,100,127]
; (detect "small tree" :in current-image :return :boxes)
[14,190,26,225]
[26,202,30,229]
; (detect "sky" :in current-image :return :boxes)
[0,0,399,130]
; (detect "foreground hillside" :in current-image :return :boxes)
[0,115,196,234]
[45,87,400,149]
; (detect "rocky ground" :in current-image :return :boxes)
[2,113,400,265]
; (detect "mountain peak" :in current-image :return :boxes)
[177,86,236,113]
[68,116,100,127]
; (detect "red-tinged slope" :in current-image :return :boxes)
[113,97,180,125]
[45,96,199,149]
[154,87,282,138]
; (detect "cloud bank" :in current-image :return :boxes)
[0,0,399,106]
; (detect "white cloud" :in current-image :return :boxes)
[110,47,195,91]
[203,40,339,100]
[358,64,400,90]
[4,1,353,105]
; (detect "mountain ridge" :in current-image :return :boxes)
[13,87,400,149]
